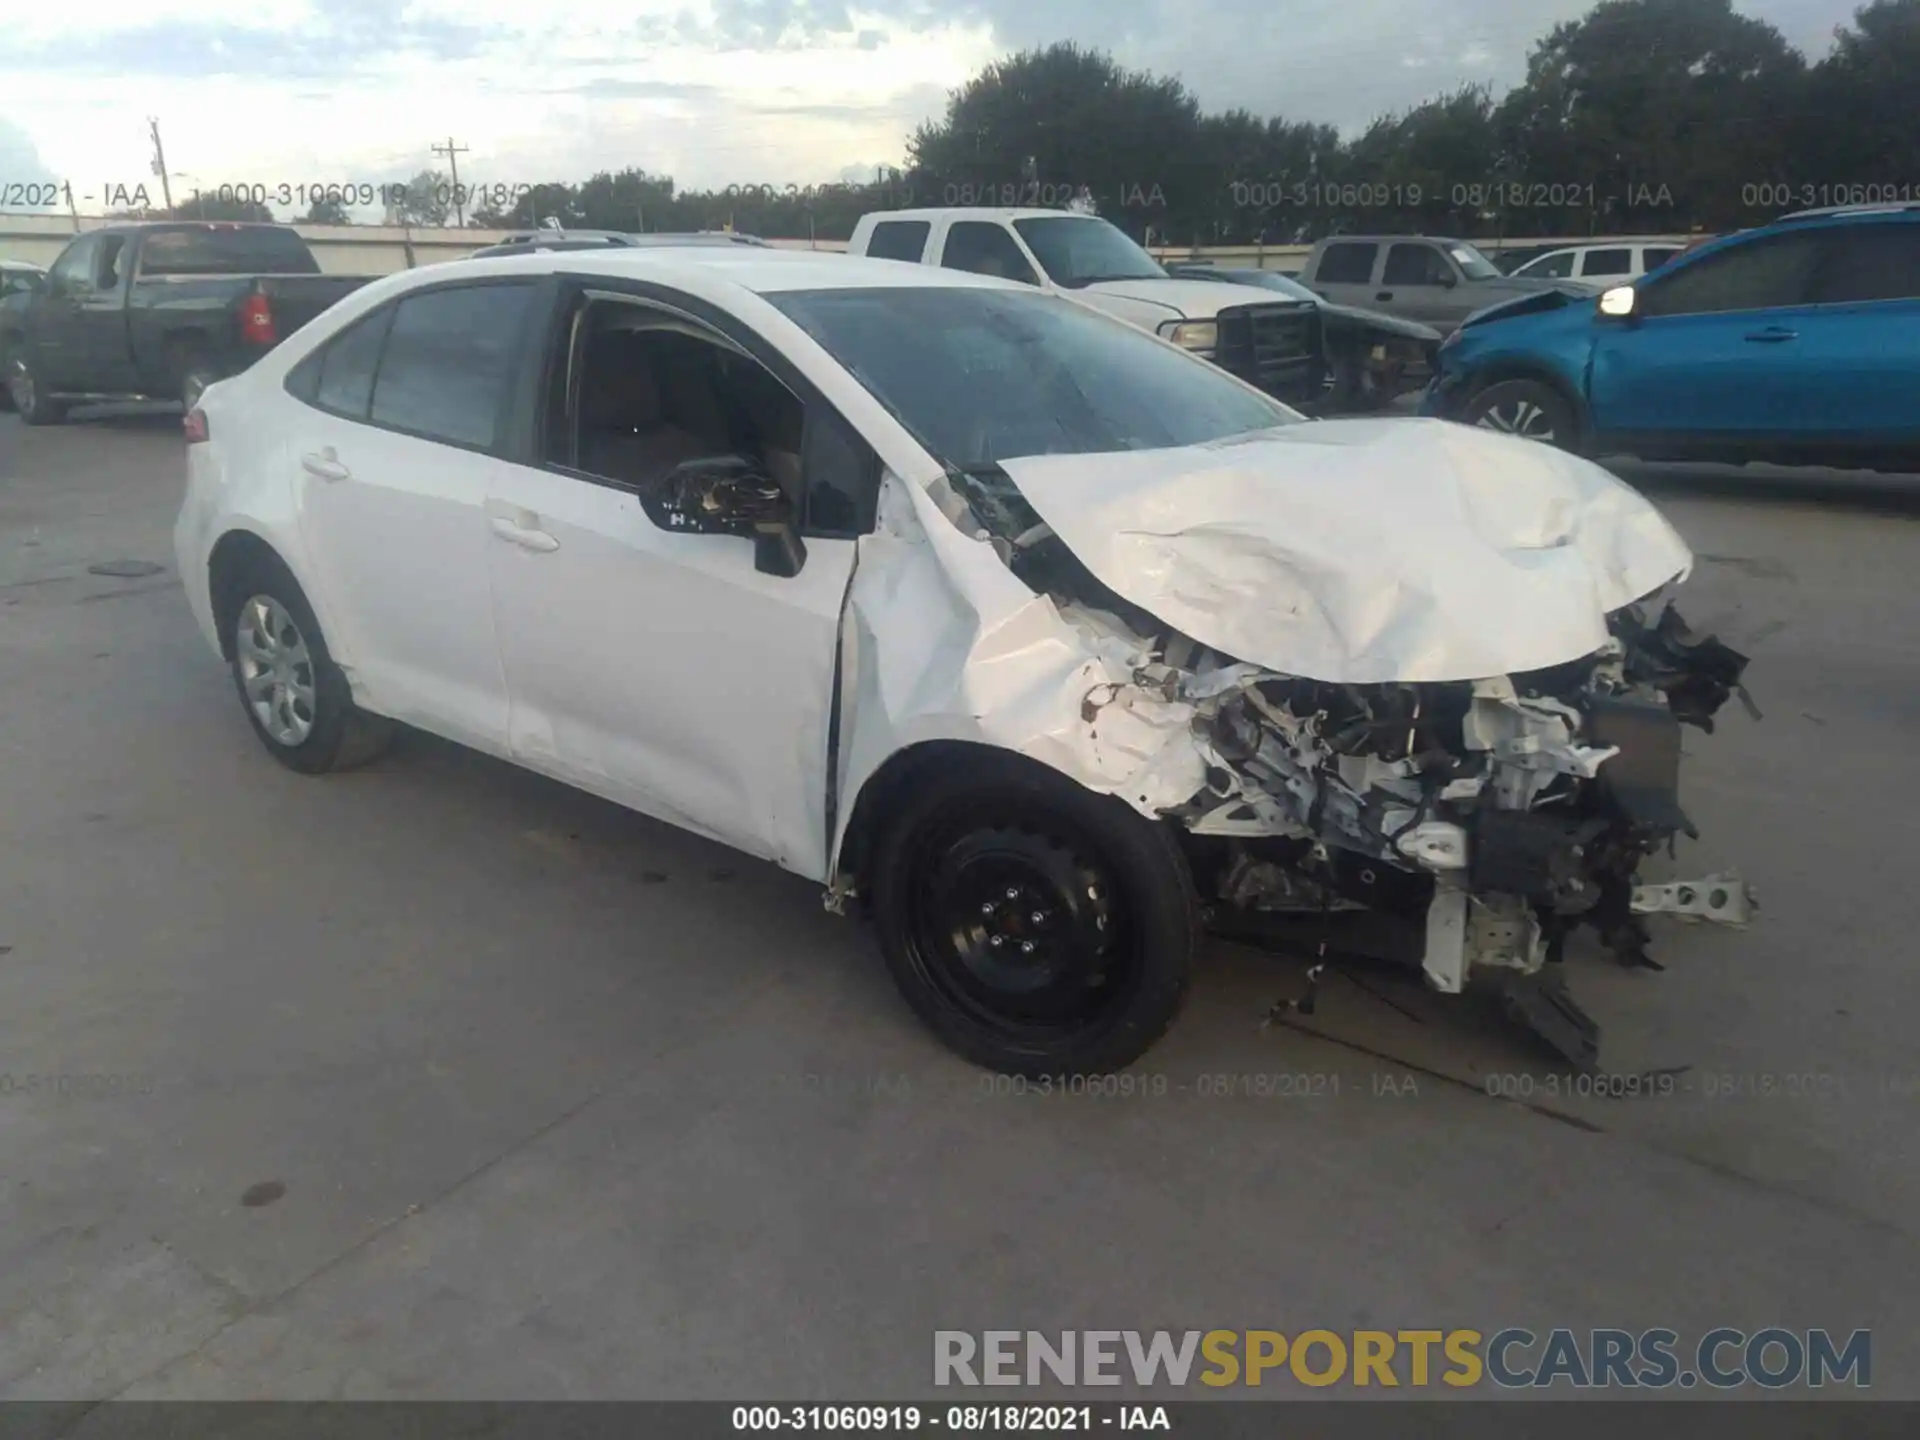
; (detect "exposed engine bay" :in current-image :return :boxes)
[946,461,1758,1068]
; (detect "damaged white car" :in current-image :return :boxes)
[174,249,1755,1077]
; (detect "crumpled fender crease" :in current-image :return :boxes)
[1000,417,1694,684]
[828,473,1207,873]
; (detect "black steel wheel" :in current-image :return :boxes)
[872,754,1198,1076]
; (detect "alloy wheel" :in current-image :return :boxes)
[1475,398,1557,441]
[235,594,318,746]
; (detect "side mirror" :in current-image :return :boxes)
[1440,273,1458,289]
[1598,285,1637,319]
[646,455,807,577]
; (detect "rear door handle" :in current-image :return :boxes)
[1744,327,1797,343]
[300,448,349,483]
[490,515,559,552]
[1375,291,1394,301]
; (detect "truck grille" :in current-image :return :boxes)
[1215,304,1323,404]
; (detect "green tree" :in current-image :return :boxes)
[391,169,453,227]
[908,43,1205,240]
[1494,0,1804,234]
[302,195,351,225]
[1792,0,1920,189]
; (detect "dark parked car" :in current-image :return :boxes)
[1166,263,1441,411]
[1,223,369,423]
[467,230,772,258]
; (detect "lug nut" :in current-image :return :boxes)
[1030,911,1046,924]
[1005,887,1020,900]
[989,935,1004,948]
[980,902,994,916]
[1020,941,1035,954]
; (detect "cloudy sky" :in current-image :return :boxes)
[0,0,1858,218]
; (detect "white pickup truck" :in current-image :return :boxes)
[846,208,1325,408]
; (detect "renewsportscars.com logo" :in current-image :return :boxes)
[933,1328,1871,1390]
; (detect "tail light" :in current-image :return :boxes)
[239,292,277,345]
[184,407,209,443]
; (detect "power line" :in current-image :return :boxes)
[431,136,470,226]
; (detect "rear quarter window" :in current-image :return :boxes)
[137,227,320,277]
[864,220,930,263]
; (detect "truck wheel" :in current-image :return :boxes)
[224,556,393,775]
[871,754,1199,1077]
[8,354,66,426]
[1317,351,1362,414]
[1462,378,1578,450]
[180,367,216,412]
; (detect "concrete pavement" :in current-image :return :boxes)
[2,408,1918,1403]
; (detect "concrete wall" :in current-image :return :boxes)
[1,211,1701,276]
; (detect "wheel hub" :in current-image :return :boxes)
[235,594,317,747]
[918,826,1119,1026]
[1475,398,1556,441]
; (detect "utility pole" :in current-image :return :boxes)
[431,137,469,227]
[148,118,174,212]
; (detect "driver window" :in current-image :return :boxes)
[1383,243,1452,286]
[940,223,1040,285]
[553,301,807,511]
[1527,251,1576,278]
[48,236,99,295]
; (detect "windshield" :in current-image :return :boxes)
[1010,216,1166,287]
[1447,242,1503,281]
[768,286,1297,468]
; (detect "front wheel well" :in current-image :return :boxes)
[1459,362,1590,440]
[837,741,1148,912]
[207,530,292,661]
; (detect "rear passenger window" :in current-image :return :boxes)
[370,282,537,449]
[1315,243,1377,284]
[1581,248,1632,277]
[310,309,392,418]
[1810,224,1920,303]
[865,220,930,263]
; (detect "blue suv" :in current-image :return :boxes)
[1422,204,1920,469]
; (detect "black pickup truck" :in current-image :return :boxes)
[0,222,370,424]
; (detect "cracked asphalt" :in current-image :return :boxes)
[3,406,1918,1406]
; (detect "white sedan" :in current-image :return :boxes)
[176,247,1753,1075]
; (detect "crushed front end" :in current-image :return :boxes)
[944,462,1758,1069]
[1163,604,1756,1067]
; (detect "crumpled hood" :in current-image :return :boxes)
[997,418,1693,684]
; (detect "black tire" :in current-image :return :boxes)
[1316,350,1362,414]
[8,353,66,426]
[180,364,217,412]
[224,556,392,775]
[1460,377,1580,451]
[871,753,1199,1076]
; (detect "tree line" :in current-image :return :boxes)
[135,0,1918,245]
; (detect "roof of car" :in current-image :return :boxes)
[1775,202,1920,223]
[448,245,1018,295]
[861,208,1096,224]
[0,258,46,271]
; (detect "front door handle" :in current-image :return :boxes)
[1375,290,1394,301]
[1744,327,1797,343]
[300,448,349,483]
[490,515,559,552]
